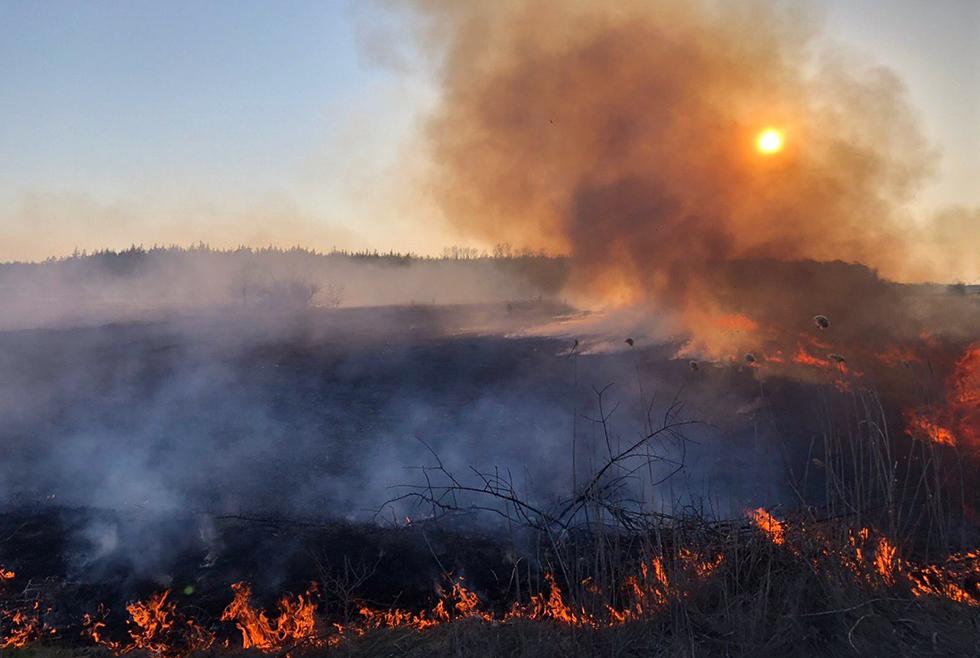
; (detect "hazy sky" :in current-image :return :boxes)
[0,0,977,262]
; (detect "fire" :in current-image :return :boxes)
[506,572,591,626]
[84,592,214,658]
[0,569,14,583]
[903,343,980,449]
[874,536,898,586]
[125,591,177,656]
[715,313,760,333]
[612,558,670,623]
[747,507,785,545]
[83,605,122,654]
[677,548,725,579]
[220,582,319,651]
[1,601,41,649]
[875,344,923,367]
[356,577,492,632]
[904,410,956,447]
[792,345,830,369]
[3,525,979,652]
[950,344,980,448]
[908,550,980,606]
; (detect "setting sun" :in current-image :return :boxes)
[756,128,784,154]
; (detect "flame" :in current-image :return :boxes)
[356,577,492,632]
[903,343,980,449]
[908,550,980,606]
[1,601,41,649]
[716,313,760,333]
[747,508,785,545]
[125,591,177,656]
[613,558,670,623]
[677,548,725,579]
[904,410,957,447]
[516,572,592,625]
[84,592,214,658]
[83,605,123,654]
[0,569,14,583]
[5,526,979,652]
[875,345,923,367]
[220,582,319,651]
[950,345,980,448]
[874,536,898,586]
[792,345,830,369]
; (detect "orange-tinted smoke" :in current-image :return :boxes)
[415,0,937,310]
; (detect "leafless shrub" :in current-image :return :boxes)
[314,553,381,625]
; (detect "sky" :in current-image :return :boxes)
[0,0,977,262]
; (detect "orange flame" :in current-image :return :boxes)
[1,601,42,649]
[747,508,785,545]
[874,536,898,586]
[5,526,979,652]
[904,410,957,447]
[903,343,980,449]
[908,550,980,606]
[220,581,320,651]
[84,592,214,658]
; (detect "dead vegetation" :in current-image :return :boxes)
[2,372,977,657]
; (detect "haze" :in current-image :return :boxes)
[0,0,977,279]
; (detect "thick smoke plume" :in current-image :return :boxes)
[413,0,975,353]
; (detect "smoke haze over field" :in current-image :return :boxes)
[412,0,978,307]
[0,248,567,331]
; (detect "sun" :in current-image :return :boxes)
[755,128,784,154]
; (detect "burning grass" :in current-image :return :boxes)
[0,296,976,656]
[0,511,977,657]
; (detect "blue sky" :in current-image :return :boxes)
[0,0,976,261]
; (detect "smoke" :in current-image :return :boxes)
[409,0,976,349]
[0,248,566,331]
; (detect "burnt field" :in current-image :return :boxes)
[0,289,978,656]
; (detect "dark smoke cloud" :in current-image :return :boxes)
[411,0,966,330]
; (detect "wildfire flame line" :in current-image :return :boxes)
[3,521,978,656]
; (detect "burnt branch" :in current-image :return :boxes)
[380,387,701,534]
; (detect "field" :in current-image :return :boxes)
[0,251,977,656]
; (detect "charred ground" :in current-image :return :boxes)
[0,252,977,656]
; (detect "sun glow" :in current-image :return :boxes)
[755,128,784,154]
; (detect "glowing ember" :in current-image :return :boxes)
[1,601,42,649]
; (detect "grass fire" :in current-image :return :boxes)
[0,0,978,656]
